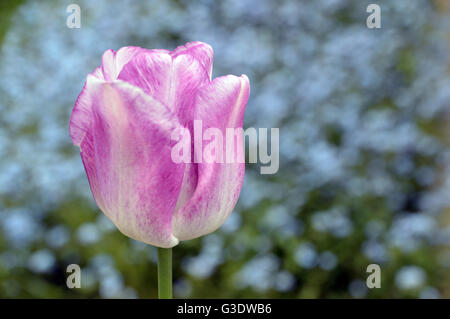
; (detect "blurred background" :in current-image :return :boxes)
[0,0,450,298]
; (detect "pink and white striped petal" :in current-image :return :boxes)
[172,75,250,241]
[71,77,185,247]
[117,49,210,126]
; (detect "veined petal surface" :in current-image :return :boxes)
[70,77,185,247]
[172,75,250,240]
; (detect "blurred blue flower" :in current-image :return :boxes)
[395,266,427,290]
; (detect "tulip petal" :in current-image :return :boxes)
[69,74,97,147]
[101,46,144,81]
[117,49,210,125]
[171,41,214,80]
[92,66,104,80]
[172,75,250,240]
[117,51,172,105]
[70,77,185,247]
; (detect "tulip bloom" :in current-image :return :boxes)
[69,42,250,248]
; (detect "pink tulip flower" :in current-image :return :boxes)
[69,42,250,248]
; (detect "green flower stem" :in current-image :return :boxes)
[157,247,172,299]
